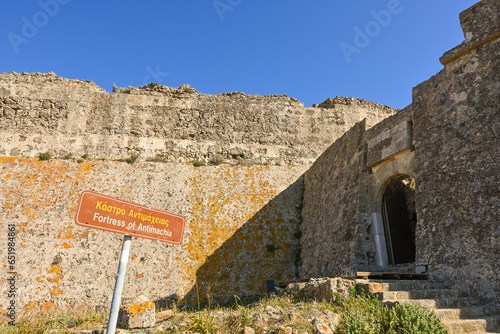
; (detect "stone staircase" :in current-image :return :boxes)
[356,279,500,334]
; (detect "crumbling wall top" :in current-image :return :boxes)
[0,71,396,165]
[114,82,303,105]
[440,0,500,66]
[459,0,500,41]
[0,71,104,92]
[313,96,399,112]
[315,96,398,114]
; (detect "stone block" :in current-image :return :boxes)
[459,0,500,41]
[242,327,256,334]
[369,213,384,235]
[310,310,339,333]
[39,110,50,118]
[367,120,412,167]
[156,309,174,323]
[373,235,389,268]
[415,266,427,274]
[286,278,353,301]
[118,295,155,329]
[366,282,383,293]
[3,108,15,117]
[229,147,243,157]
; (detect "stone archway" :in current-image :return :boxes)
[365,148,416,269]
[381,175,416,265]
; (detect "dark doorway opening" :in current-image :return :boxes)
[382,176,416,265]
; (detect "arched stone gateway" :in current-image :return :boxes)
[364,145,416,270]
[381,175,416,265]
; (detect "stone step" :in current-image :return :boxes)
[354,271,428,280]
[356,279,449,292]
[435,305,500,321]
[443,316,500,334]
[377,288,461,300]
[384,297,481,309]
[355,279,437,285]
[354,279,500,333]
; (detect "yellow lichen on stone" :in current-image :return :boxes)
[40,302,54,313]
[181,165,302,300]
[125,301,155,316]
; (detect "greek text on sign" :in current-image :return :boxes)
[75,190,185,244]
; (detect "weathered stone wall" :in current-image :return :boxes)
[301,108,416,278]
[0,67,398,312]
[301,0,499,302]
[411,0,500,302]
[0,73,395,166]
[301,121,366,278]
[0,71,396,313]
[0,157,307,313]
[1,0,496,314]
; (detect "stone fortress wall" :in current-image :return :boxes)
[0,0,497,316]
[0,70,395,313]
[301,0,499,303]
[0,72,395,165]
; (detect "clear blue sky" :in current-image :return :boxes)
[1,0,478,109]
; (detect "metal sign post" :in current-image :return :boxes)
[106,234,132,334]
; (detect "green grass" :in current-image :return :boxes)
[0,306,106,334]
[0,289,449,334]
[147,154,169,162]
[209,154,225,165]
[192,159,206,167]
[335,289,449,334]
[388,302,449,334]
[126,155,139,165]
[237,158,252,166]
[38,152,51,161]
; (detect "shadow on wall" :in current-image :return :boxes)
[180,175,305,306]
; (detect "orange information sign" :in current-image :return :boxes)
[75,190,185,244]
